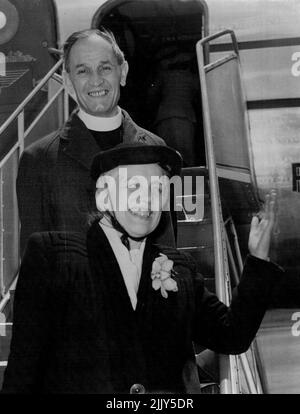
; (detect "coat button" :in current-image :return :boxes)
[130,383,146,394]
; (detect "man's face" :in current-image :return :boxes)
[65,34,128,117]
[96,163,170,238]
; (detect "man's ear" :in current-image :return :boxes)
[120,60,129,87]
[63,69,77,102]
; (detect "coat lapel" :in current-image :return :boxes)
[87,221,135,316]
[135,240,181,330]
[87,221,151,390]
[136,239,159,313]
[60,111,101,170]
[122,109,164,145]
[60,109,145,171]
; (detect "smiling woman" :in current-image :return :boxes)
[2,141,286,394]
[96,163,166,241]
[91,142,181,243]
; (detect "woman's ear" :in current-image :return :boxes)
[95,170,119,212]
[95,187,113,212]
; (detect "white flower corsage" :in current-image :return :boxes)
[151,253,178,298]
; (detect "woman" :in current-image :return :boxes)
[2,142,283,394]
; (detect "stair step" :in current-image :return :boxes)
[175,194,211,221]
[0,323,12,388]
[0,323,12,362]
[177,219,213,248]
[180,166,208,180]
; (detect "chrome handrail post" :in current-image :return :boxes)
[0,169,3,299]
[64,88,69,123]
[196,37,238,394]
[17,110,25,157]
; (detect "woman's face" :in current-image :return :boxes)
[96,163,170,238]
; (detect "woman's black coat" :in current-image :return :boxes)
[2,222,284,393]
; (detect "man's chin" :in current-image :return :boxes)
[78,101,106,117]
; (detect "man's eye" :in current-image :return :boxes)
[102,66,112,73]
[77,69,86,75]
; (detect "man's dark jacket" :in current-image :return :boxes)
[2,221,284,394]
[17,109,171,252]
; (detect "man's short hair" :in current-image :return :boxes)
[63,28,126,72]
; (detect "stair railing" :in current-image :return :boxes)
[0,57,67,314]
[196,30,262,394]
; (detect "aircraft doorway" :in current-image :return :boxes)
[92,0,208,167]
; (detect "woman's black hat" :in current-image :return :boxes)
[90,142,182,181]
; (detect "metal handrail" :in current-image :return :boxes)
[0,277,18,315]
[201,29,240,61]
[0,58,67,311]
[199,30,259,196]
[0,58,63,136]
[197,37,238,394]
[24,85,65,139]
[196,31,263,394]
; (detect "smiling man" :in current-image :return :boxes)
[16,29,170,253]
[64,32,128,118]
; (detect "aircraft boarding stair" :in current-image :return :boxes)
[195,28,300,394]
[1,26,300,393]
[177,165,263,394]
[177,167,215,293]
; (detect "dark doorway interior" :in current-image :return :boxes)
[94,0,206,166]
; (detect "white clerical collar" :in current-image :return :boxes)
[78,107,122,131]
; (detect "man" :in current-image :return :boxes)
[17,29,172,253]
[2,142,285,394]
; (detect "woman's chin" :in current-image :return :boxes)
[127,227,150,239]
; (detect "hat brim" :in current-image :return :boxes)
[91,144,182,181]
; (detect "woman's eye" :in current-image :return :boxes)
[152,184,163,194]
[128,182,140,190]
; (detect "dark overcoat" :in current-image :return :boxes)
[16,109,172,252]
[2,222,284,394]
